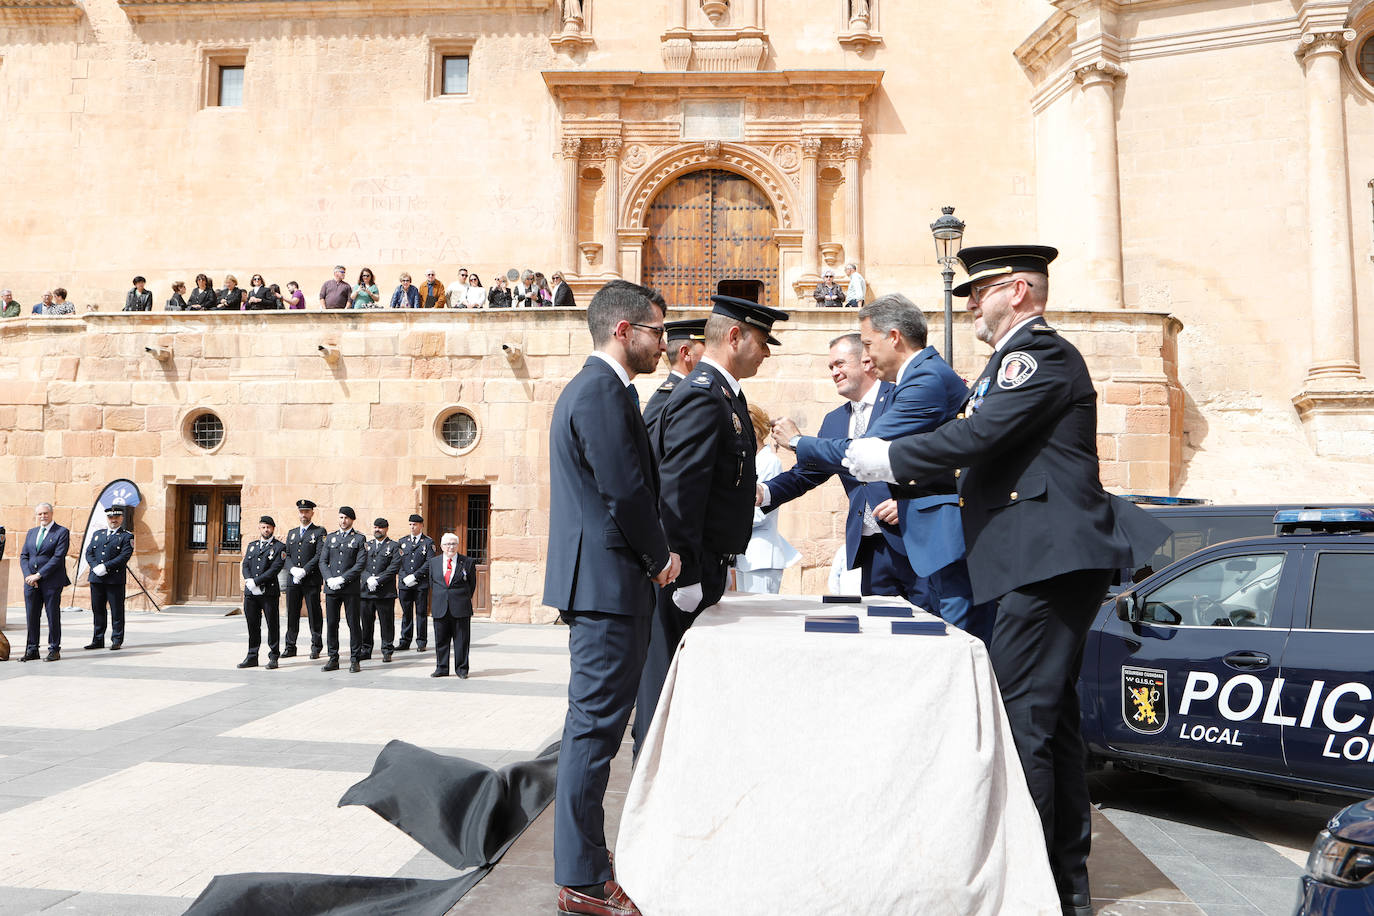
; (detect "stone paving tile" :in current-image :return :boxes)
[0,675,238,730]
[1145,856,1262,910]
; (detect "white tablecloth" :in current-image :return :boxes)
[615,594,1059,916]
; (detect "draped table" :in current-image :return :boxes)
[615,594,1060,916]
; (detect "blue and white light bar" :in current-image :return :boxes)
[1274,507,1374,531]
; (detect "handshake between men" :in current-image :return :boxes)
[759,415,901,522]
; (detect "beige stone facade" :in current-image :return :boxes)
[3,0,1374,619]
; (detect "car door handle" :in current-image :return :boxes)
[1224,651,1270,671]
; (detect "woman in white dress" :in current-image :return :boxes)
[734,403,801,594]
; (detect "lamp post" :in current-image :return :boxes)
[929,205,965,364]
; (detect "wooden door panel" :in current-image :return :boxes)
[175,486,242,604]
[425,486,492,617]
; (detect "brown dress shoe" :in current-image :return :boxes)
[557,880,640,916]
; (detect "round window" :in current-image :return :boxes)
[439,410,478,451]
[190,412,225,450]
[1360,35,1374,84]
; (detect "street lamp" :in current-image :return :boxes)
[930,205,966,363]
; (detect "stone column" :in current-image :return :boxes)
[1299,29,1362,381]
[601,138,623,277]
[1075,61,1126,310]
[800,137,822,281]
[841,137,863,268]
[559,137,581,276]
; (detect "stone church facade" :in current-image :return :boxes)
[1,0,1373,620]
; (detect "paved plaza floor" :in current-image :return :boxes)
[0,606,1341,915]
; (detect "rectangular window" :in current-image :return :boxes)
[442,56,469,95]
[218,66,244,107]
[189,496,209,550]
[1310,554,1374,630]
[220,495,242,551]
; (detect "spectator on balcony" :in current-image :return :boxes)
[532,272,553,307]
[319,265,351,310]
[844,262,867,308]
[45,288,76,316]
[389,273,420,309]
[813,269,843,307]
[167,281,188,311]
[1,289,19,318]
[460,273,486,309]
[283,281,305,310]
[33,291,52,314]
[218,274,245,311]
[488,275,512,309]
[515,269,535,308]
[551,271,576,309]
[350,268,381,309]
[418,270,446,309]
[124,276,153,312]
[188,274,217,311]
[246,274,278,310]
[444,268,469,307]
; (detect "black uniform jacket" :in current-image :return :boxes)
[397,534,435,592]
[362,537,402,600]
[889,317,1168,604]
[86,527,134,585]
[319,528,369,595]
[654,360,756,588]
[641,371,682,446]
[284,523,327,586]
[242,537,287,598]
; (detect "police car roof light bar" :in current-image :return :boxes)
[1274,507,1374,535]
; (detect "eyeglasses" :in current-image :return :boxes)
[628,322,666,341]
[967,278,1029,305]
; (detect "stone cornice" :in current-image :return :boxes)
[0,0,83,24]
[542,70,884,99]
[118,0,552,22]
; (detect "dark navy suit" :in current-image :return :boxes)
[794,347,990,641]
[544,355,670,889]
[764,381,917,597]
[85,524,133,646]
[21,523,70,654]
[426,552,477,676]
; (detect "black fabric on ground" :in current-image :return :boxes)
[183,740,560,915]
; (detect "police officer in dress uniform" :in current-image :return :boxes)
[85,503,133,650]
[641,318,706,442]
[396,513,435,651]
[283,499,327,659]
[318,506,369,672]
[359,518,402,663]
[843,246,1168,916]
[239,516,286,669]
[632,294,788,757]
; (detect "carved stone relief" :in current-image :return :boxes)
[772,142,800,172]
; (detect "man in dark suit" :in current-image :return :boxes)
[239,515,286,669]
[550,271,576,309]
[318,506,368,672]
[545,279,680,916]
[774,294,986,641]
[425,533,478,678]
[20,502,70,662]
[632,295,788,757]
[759,332,914,598]
[640,318,705,442]
[844,245,1168,916]
[85,503,134,650]
[283,498,327,659]
[360,518,402,663]
[396,513,435,651]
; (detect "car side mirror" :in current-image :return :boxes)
[1115,592,1141,625]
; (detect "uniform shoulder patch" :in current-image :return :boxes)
[691,373,711,387]
[997,351,1039,389]
[1031,324,1058,334]
[657,379,677,393]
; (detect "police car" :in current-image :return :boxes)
[1079,507,1374,800]
[1297,795,1374,913]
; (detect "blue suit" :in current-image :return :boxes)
[544,356,671,889]
[764,381,917,597]
[794,348,992,642]
[21,523,71,654]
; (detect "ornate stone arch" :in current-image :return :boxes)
[623,142,797,230]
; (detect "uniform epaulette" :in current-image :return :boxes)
[691,373,711,386]
[658,379,676,393]
[1031,324,1057,334]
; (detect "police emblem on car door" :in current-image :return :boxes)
[1122,666,1168,735]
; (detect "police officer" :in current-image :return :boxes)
[642,318,706,442]
[85,503,133,651]
[844,245,1167,916]
[318,506,368,672]
[396,513,435,651]
[360,517,402,663]
[283,499,327,659]
[239,516,286,669]
[632,294,788,756]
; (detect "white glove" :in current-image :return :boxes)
[843,437,897,483]
[290,566,306,583]
[242,578,252,591]
[403,574,418,587]
[93,563,107,577]
[366,576,378,591]
[672,582,703,613]
[326,576,344,590]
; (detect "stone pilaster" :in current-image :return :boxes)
[841,137,864,269]
[1074,60,1126,310]
[601,138,623,277]
[559,137,582,279]
[799,136,822,287]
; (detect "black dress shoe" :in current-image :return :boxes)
[416,643,427,651]
[359,651,372,661]
[281,647,297,658]
[20,650,39,662]
[84,641,104,651]
[382,650,393,663]
[395,643,411,652]
[1061,893,1093,916]
[349,660,361,673]
[43,650,60,662]
[236,656,259,669]
[309,649,321,660]
[430,670,448,678]
[109,642,122,651]
[266,658,279,670]
[321,657,339,672]
[458,672,468,679]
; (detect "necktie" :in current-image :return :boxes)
[854,403,878,531]
[627,384,640,409]
[36,527,46,550]
[445,559,453,586]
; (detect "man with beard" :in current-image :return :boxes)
[319,506,368,673]
[396,513,435,651]
[283,499,326,659]
[641,317,705,442]
[359,518,402,663]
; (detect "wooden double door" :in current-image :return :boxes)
[175,486,243,603]
[642,169,779,310]
[426,486,491,617]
